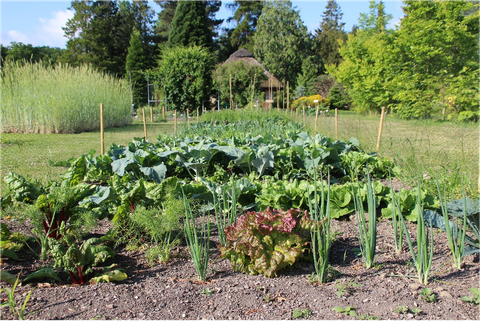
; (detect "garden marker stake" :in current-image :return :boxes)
[315,105,319,133]
[100,103,104,155]
[376,106,386,152]
[187,109,190,129]
[287,81,290,111]
[197,108,199,123]
[142,107,147,139]
[150,106,153,122]
[335,108,338,140]
[303,105,306,125]
[174,111,177,137]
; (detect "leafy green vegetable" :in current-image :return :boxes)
[219,207,319,278]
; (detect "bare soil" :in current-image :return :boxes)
[1,211,479,321]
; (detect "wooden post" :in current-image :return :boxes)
[142,107,147,139]
[100,103,104,155]
[303,105,306,125]
[335,108,338,140]
[315,105,319,133]
[162,105,165,119]
[174,111,177,136]
[282,83,285,110]
[187,109,190,129]
[442,107,446,121]
[296,107,298,119]
[376,107,386,152]
[277,84,280,111]
[286,81,290,111]
[229,73,233,109]
[197,108,199,123]
[129,70,133,116]
[150,106,153,122]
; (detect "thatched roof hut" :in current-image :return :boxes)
[223,49,284,102]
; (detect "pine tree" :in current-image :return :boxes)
[227,0,263,52]
[154,0,177,49]
[315,0,347,66]
[126,27,147,107]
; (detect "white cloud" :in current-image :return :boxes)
[2,9,73,48]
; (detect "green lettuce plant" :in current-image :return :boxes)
[219,207,318,278]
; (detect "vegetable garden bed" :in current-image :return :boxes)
[1,113,478,320]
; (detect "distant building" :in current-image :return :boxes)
[223,49,284,105]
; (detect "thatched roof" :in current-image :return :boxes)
[223,49,284,89]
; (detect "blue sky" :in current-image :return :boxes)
[1,0,405,49]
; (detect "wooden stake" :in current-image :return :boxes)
[376,107,386,152]
[197,108,199,123]
[303,105,306,125]
[187,109,190,129]
[229,73,233,109]
[142,107,147,139]
[174,111,177,136]
[287,81,290,111]
[442,107,446,121]
[150,106,153,122]
[315,105,319,133]
[100,103,104,155]
[162,104,165,119]
[277,84,280,111]
[335,108,338,140]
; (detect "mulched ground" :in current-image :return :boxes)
[1,210,479,320]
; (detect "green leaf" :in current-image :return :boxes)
[22,267,61,284]
[0,270,17,285]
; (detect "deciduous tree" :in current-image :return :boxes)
[253,0,310,88]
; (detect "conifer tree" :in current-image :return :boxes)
[167,1,213,50]
[126,27,147,107]
[315,0,347,66]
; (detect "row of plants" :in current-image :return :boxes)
[1,114,478,315]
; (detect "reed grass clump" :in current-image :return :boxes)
[1,60,131,134]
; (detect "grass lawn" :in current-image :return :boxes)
[303,110,479,197]
[0,121,174,192]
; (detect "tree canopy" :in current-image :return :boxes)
[253,0,310,88]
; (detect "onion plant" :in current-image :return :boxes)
[352,167,377,269]
[399,183,434,285]
[182,189,211,281]
[435,179,467,269]
[388,174,404,255]
[308,168,332,283]
[211,177,238,247]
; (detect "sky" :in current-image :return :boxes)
[0,0,405,49]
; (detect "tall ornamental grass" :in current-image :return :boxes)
[1,60,131,133]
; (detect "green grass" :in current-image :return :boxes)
[0,121,174,192]
[304,111,479,198]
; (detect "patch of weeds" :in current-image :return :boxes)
[411,308,422,315]
[461,288,479,305]
[333,306,358,317]
[265,293,271,303]
[198,288,213,297]
[394,306,408,314]
[394,306,421,315]
[292,308,312,319]
[335,279,360,297]
[351,247,362,257]
[419,288,437,303]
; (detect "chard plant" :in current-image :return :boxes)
[182,189,211,281]
[308,168,333,283]
[435,179,467,269]
[399,183,434,285]
[352,167,377,269]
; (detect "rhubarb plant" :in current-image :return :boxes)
[219,207,319,278]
